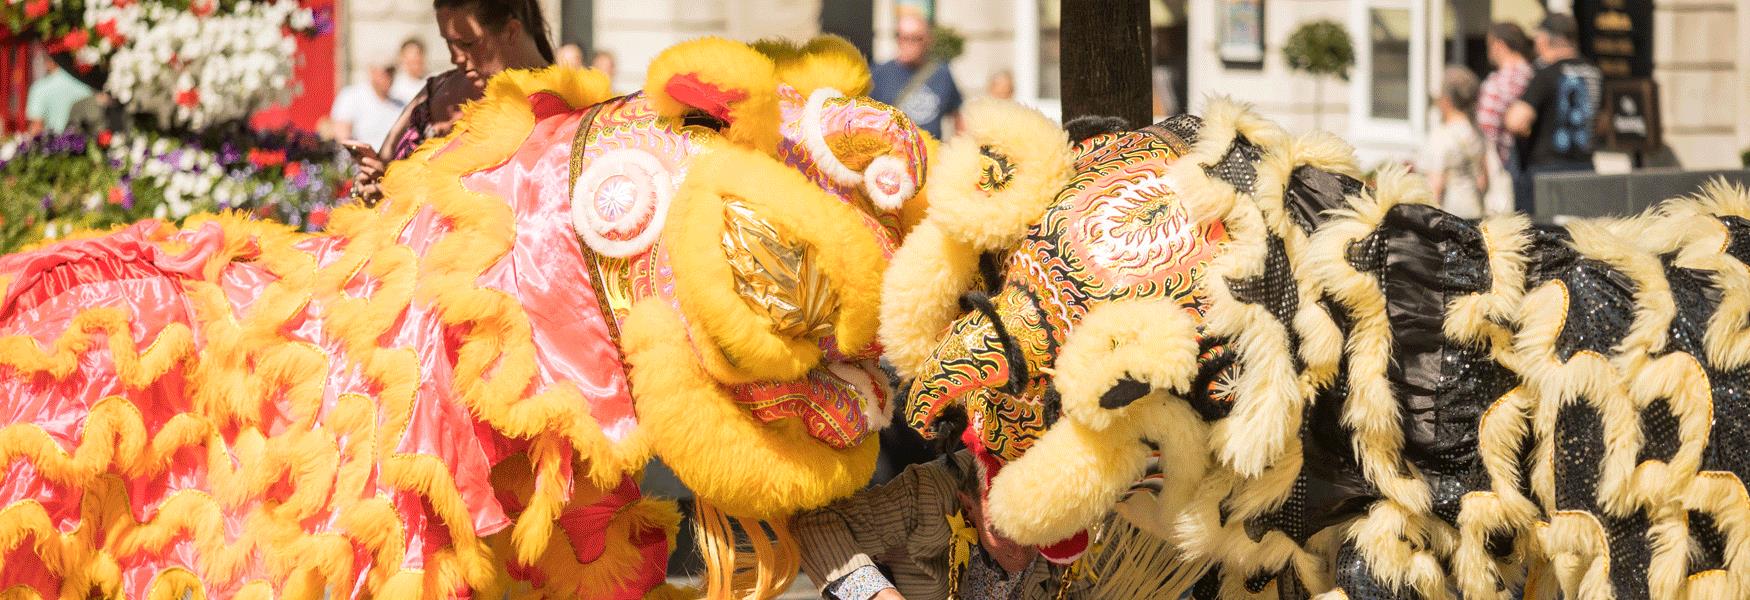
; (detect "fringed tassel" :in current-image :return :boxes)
[1082,516,1209,599]
[694,500,801,600]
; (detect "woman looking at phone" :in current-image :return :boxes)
[346,0,556,204]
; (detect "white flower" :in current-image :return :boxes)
[85,192,103,211]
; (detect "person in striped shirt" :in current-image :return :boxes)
[1475,23,1535,176]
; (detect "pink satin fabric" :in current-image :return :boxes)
[0,96,666,597]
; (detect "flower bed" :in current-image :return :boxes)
[4,0,325,128]
[0,129,350,252]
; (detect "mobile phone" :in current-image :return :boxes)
[341,141,376,161]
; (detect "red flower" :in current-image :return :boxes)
[307,205,330,228]
[190,0,214,17]
[57,29,89,51]
[95,19,124,45]
[176,88,200,108]
[112,0,132,7]
[23,0,49,20]
[96,130,112,147]
[246,148,286,168]
[283,161,303,179]
[108,185,124,205]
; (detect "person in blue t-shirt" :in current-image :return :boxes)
[870,12,962,139]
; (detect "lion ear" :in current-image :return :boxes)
[923,99,1076,252]
[645,37,782,155]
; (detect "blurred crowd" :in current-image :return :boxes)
[1416,13,1601,219]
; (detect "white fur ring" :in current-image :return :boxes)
[863,154,916,211]
[802,87,863,188]
[571,148,674,258]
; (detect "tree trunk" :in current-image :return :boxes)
[1060,0,1152,127]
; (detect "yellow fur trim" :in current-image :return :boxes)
[922,99,1073,251]
[755,35,872,97]
[645,38,782,155]
[664,143,887,381]
[987,417,1153,545]
[1052,299,1200,432]
[0,66,640,598]
[1305,166,1437,510]
[877,221,982,380]
[622,299,878,520]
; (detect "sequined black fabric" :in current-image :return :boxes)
[1682,253,1750,486]
[1553,259,1637,361]
[1190,567,1223,600]
[1523,227,1577,288]
[1553,402,1605,511]
[1605,511,1653,600]
[1689,510,1728,574]
[1248,405,1316,546]
[1553,400,1654,599]
[1227,235,1304,371]
[1154,113,1204,149]
[1244,571,1273,594]
[1721,215,1750,264]
[1635,398,1680,463]
[1334,539,1424,600]
[1203,135,1263,194]
[1345,204,1508,526]
[1346,229,1388,274]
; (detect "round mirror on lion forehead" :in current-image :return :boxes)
[568,95,714,259]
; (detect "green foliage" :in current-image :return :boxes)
[929,25,965,62]
[1283,20,1355,81]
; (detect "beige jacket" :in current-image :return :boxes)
[794,451,1077,599]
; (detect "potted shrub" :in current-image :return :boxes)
[1283,20,1354,131]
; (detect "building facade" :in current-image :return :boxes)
[336,0,1747,169]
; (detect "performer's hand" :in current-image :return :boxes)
[343,141,386,204]
[872,589,906,600]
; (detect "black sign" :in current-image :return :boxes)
[1575,0,1654,80]
[1602,78,1661,152]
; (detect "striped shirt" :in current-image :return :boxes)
[1476,61,1534,170]
[795,451,1076,599]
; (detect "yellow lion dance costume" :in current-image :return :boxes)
[0,37,928,600]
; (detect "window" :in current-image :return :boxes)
[1349,0,1426,150]
[1369,7,1412,120]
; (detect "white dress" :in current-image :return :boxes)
[1418,119,1487,219]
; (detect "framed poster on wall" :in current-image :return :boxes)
[1219,0,1265,68]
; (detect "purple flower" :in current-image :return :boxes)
[313,7,336,36]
